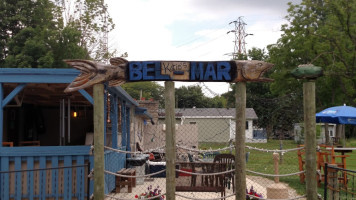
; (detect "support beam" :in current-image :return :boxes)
[0,83,3,144]
[93,84,105,200]
[165,81,176,200]
[235,82,247,200]
[304,81,317,200]
[110,95,118,149]
[2,83,26,108]
[78,89,94,105]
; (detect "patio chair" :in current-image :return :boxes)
[213,153,235,197]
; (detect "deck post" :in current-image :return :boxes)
[0,83,3,144]
[235,82,247,200]
[304,80,317,200]
[93,84,105,200]
[165,81,176,200]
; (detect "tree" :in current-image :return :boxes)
[121,82,164,106]
[175,85,225,108]
[267,0,356,138]
[0,0,114,68]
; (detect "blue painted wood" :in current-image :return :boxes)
[0,83,3,144]
[1,156,10,200]
[39,156,46,200]
[121,101,127,149]
[78,89,94,105]
[51,157,59,200]
[108,87,139,107]
[0,68,79,83]
[76,156,85,200]
[2,83,26,108]
[126,107,131,152]
[15,157,22,200]
[27,157,34,200]
[0,146,90,157]
[89,156,94,196]
[111,95,118,149]
[64,156,72,200]
[104,86,107,147]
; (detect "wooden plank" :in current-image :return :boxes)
[1,157,10,200]
[2,83,26,107]
[51,157,59,200]
[164,81,176,200]
[0,146,90,157]
[78,89,94,105]
[0,83,3,144]
[39,156,46,200]
[15,156,22,200]
[64,156,72,200]
[76,156,85,200]
[111,95,118,149]
[27,157,34,200]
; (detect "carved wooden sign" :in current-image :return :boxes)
[64,57,273,92]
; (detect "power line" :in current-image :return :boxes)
[226,17,253,59]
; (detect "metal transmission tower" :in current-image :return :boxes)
[227,17,252,60]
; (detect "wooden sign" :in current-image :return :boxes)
[64,58,273,92]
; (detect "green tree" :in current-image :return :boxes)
[121,82,164,106]
[175,85,225,108]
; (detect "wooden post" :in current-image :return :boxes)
[273,152,280,183]
[235,82,247,200]
[304,80,317,200]
[165,81,176,200]
[93,84,105,200]
[325,123,330,145]
[327,164,339,200]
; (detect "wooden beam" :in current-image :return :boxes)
[235,82,247,200]
[165,81,176,200]
[304,81,317,200]
[2,83,26,108]
[93,84,105,200]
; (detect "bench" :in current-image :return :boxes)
[115,168,136,193]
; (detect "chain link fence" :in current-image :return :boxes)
[103,83,313,200]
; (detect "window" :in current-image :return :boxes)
[190,122,197,124]
[246,121,249,130]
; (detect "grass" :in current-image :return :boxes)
[199,139,356,197]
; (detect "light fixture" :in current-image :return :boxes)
[73,111,78,118]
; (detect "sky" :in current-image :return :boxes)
[106,0,302,96]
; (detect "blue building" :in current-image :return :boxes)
[0,68,151,199]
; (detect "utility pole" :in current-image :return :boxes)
[227,17,253,60]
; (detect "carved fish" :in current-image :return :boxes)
[233,60,274,82]
[64,57,128,93]
[291,64,323,79]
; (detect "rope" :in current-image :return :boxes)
[175,168,235,176]
[104,145,165,154]
[245,146,305,153]
[106,193,166,200]
[104,169,166,178]
[177,145,233,153]
[246,170,305,177]
[175,192,235,200]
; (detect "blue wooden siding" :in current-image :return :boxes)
[0,146,91,200]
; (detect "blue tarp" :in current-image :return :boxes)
[316,105,356,125]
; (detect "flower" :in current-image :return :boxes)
[135,185,164,200]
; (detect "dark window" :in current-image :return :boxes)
[246,121,249,130]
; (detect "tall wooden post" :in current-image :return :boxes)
[304,80,317,200]
[291,64,322,200]
[235,82,247,200]
[165,81,176,200]
[94,84,105,200]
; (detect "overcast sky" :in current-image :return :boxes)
[106,0,302,95]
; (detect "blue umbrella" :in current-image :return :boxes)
[316,105,356,125]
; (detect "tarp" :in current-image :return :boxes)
[316,105,356,125]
